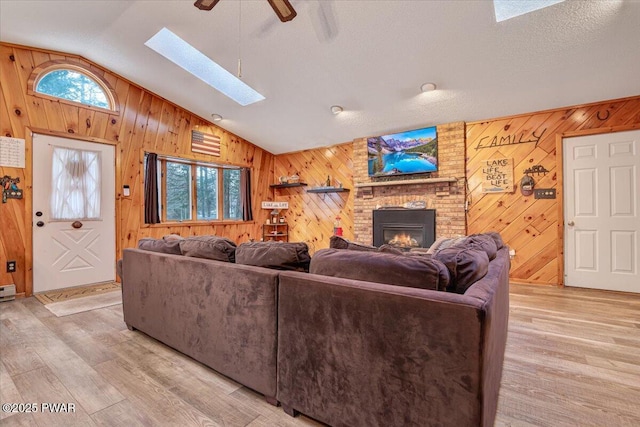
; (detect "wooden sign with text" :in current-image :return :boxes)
[261,201,289,209]
[481,158,514,193]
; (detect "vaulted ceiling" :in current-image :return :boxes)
[1,0,639,154]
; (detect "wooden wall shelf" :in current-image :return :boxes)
[307,187,350,193]
[262,223,288,242]
[354,177,457,188]
[270,183,308,189]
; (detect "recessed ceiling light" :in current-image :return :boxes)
[145,28,265,106]
[420,83,437,92]
[211,114,223,122]
[493,0,565,22]
[330,105,343,115]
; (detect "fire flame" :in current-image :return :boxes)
[388,233,419,248]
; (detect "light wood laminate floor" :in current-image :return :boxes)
[1,284,639,426]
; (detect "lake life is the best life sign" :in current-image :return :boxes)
[481,158,514,193]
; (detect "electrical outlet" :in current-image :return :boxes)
[6,261,16,273]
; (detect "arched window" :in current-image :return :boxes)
[29,61,117,112]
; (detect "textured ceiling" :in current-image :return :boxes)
[1,0,639,154]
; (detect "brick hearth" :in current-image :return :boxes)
[352,121,466,244]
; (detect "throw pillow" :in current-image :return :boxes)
[378,244,404,255]
[462,234,498,260]
[310,248,450,291]
[485,231,505,250]
[179,235,237,263]
[433,247,489,294]
[235,241,311,272]
[329,235,378,252]
[428,236,468,255]
[137,238,182,255]
[162,234,184,241]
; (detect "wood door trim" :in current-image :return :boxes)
[26,128,119,297]
[28,127,118,146]
[555,123,640,287]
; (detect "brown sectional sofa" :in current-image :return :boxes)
[277,246,510,427]
[119,235,510,426]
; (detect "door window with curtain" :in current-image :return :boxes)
[50,146,102,220]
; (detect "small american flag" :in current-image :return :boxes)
[191,130,221,156]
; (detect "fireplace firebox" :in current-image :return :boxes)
[373,209,436,249]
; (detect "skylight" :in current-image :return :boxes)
[145,28,265,106]
[494,0,566,22]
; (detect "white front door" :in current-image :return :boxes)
[32,134,115,293]
[563,130,640,293]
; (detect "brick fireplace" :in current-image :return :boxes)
[373,209,436,249]
[352,122,466,245]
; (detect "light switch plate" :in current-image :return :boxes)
[534,188,556,199]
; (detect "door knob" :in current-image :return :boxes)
[36,221,45,227]
[567,221,575,226]
[35,211,43,217]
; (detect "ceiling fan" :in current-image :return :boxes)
[194,0,297,23]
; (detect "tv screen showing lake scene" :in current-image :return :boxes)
[367,126,438,177]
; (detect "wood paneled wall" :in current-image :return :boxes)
[466,96,640,285]
[0,43,275,296]
[273,144,353,253]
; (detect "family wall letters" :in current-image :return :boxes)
[475,128,547,150]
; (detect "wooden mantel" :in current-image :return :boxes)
[354,177,457,188]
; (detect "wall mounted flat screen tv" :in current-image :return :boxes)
[367,126,438,177]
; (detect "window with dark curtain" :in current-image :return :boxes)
[144,152,160,224]
[241,168,253,221]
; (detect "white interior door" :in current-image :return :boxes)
[32,134,115,293]
[563,130,640,293]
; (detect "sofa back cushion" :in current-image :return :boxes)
[434,247,489,294]
[235,241,311,272]
[137,238,182,255]
[310,248,450,291]
[179,235,237,263]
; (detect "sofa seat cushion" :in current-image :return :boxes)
[310,248,450,291]
[434,247,489,294]
[179,235,237,263]
[235,241,311,272]
[137,237,182,254]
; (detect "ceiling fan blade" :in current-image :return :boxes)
[194,0,221,11]
[314,0,338,42]
[267,0,297,22]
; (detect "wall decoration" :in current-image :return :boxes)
[0,136,26,168]
[1,175,23,203]
[474,128,546,150]
[191,130,221,156]
[597,110,610,121]
[261,201,289,209]
[519,175,535,196]
[523,165,549,176]
[481,158,514,193]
